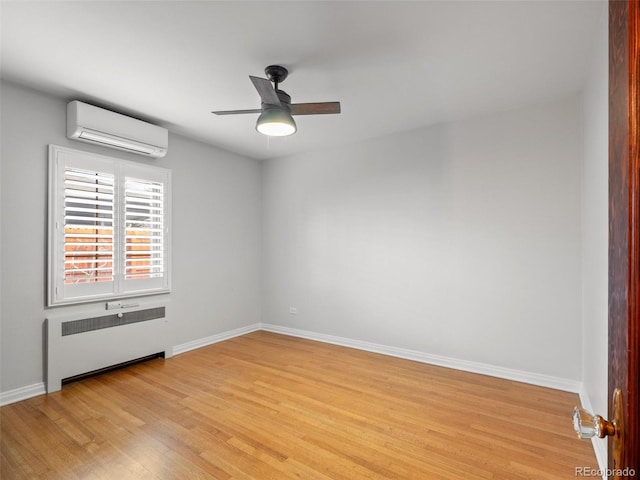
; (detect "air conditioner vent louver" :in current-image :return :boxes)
[67,101,168,158]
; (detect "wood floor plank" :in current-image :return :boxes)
[1,331,598,479]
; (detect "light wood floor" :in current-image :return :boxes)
[1,331,597,479]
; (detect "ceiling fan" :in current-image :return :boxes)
[212,65,341,137]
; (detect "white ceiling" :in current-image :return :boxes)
[1,1,605,161]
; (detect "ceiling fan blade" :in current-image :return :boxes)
[249,76,281,106]
[290,102,341,115]
[211,109,261,115]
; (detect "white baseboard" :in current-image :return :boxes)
[0,322,585,414]
[260,323,582,393]
[0,382,46,407]
[172,323,261,356]
[578,385,608,479]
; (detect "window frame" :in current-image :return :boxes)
[48,145,171,306]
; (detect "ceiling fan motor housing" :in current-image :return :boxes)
[264,65,289,84]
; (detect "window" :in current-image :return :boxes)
[48,145,171,305]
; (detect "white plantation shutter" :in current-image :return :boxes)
[49,145,171,306]
[64,168,115,284]
[124,178,164,279]
[121,163,170,294]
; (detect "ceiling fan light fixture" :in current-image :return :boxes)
[256,107,297,137]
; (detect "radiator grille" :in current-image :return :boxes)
[61,307,165,336]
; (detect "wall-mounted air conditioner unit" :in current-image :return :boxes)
[67,100,168,158]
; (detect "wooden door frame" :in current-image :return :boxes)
[609,0,639,473]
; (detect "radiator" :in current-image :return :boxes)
[46,305,171,392]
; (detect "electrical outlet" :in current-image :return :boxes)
[289,307,298,315]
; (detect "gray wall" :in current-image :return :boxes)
[0,81,262,393]
[1,74,604,399]
[581,7,609,465]
[262,96,583,380]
